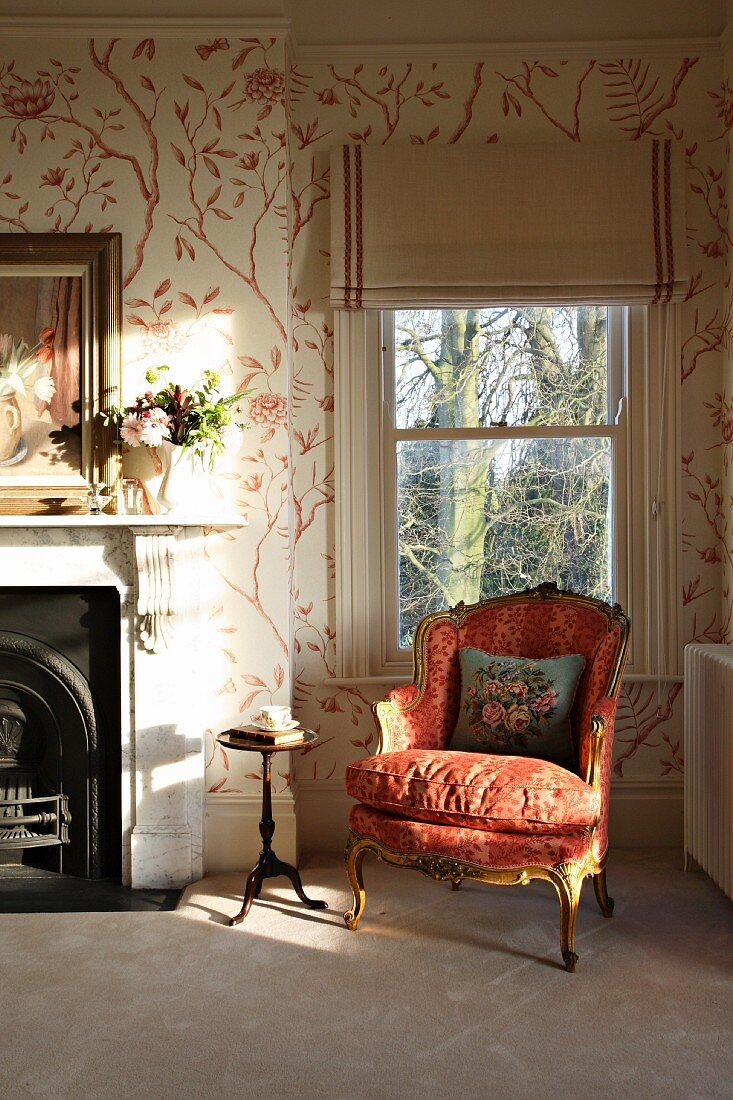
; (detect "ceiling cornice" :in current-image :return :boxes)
[0,18,721,64]
[296,36,721,64]
[0,16,292,38]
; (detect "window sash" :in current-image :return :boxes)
[381,308,624,661]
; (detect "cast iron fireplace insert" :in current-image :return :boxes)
[0,587,178,911]
[0,587,121,880]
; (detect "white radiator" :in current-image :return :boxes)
[684,643,733,899]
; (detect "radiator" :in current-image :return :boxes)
[684,643,733,899]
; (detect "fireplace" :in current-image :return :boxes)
[0,588,121,879]
[0,516,242,889]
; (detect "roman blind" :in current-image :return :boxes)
[329,140,688,308]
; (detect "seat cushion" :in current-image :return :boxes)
[449,649,585,769]
[346,749,599,835]
[349,803,593,871]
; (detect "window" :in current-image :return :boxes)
[334,305,677,681]
[385,305,620,657]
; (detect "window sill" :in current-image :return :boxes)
[328,676,412,687]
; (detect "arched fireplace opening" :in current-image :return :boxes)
[0,589,121,881]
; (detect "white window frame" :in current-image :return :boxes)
[334,305,679,683]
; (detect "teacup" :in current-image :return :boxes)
[257,705,292,729]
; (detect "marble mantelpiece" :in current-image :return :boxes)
[0,515,244,889]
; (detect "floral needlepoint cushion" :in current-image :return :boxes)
[449,649,585,769]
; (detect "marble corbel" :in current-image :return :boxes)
[133,528,177,653]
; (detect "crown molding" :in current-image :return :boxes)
[296,36,721,64]
[0,15,292,38]
[0,17,720,64]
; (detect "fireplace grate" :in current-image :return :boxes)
[0,771,70,849]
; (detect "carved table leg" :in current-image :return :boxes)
[229,865,262,927]
[273,855,328,908]
[229,749,326,925]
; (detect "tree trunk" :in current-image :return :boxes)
[435,309,493,606]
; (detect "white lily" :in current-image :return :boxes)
[1,371,26,397]
[34,375,56,403]
[0,335,49,399]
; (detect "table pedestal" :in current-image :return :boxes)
[229,749,327,926]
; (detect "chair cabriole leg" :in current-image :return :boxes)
[592,866,615,917]
[554,863,583,972]
[344,838,368,930]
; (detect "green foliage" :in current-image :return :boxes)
[105,364,247,467]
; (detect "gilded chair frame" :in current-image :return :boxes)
[344,582,631,972]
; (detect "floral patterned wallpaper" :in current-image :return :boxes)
[0,31,728,826]
[286,49,727,789]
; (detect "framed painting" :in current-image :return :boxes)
[0,233,121,514]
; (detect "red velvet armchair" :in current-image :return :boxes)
[343,583,630,971]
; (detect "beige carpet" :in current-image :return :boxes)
[1,850,731,1100]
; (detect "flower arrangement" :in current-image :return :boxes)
[105,366,245,465]
[0,330,56,403]
[463,659,558,752]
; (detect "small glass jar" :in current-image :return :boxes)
[87,483,111,515]
[120,478,142,515]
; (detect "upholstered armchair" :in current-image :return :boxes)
[343,583,630,971]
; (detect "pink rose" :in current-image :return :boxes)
[481,702,506,728]
[534,690,558,715]
[139,408,172,447]
[485,679,503,694]
[504,705,531,733]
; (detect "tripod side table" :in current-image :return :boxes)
[216,728,327,925]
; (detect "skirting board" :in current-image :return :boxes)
[291,778,684,854]
[205,793,298,872]
[608,778,683,847]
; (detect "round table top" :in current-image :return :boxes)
[216,728,318,754]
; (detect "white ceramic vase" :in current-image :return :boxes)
[0,393,22,464]
[157,440,207,515]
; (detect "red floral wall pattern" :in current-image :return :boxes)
[0,33,726,810]
[287,49,725,788]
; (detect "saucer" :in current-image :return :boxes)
[250,715,300,732]
[0,437,27,467]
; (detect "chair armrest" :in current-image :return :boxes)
[372,678,458,755]
[372,686,418,755]
[584,695,617,791]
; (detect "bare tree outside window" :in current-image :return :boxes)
[391,307,613,648]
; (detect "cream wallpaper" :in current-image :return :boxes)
[0,31,728,824]
[287,49,726,789]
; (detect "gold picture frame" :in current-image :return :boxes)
[0,233,121,514]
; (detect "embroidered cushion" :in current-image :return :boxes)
[345,749,599,835]
[449,649,585,769]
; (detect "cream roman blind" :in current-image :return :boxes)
[329,141,688,308]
